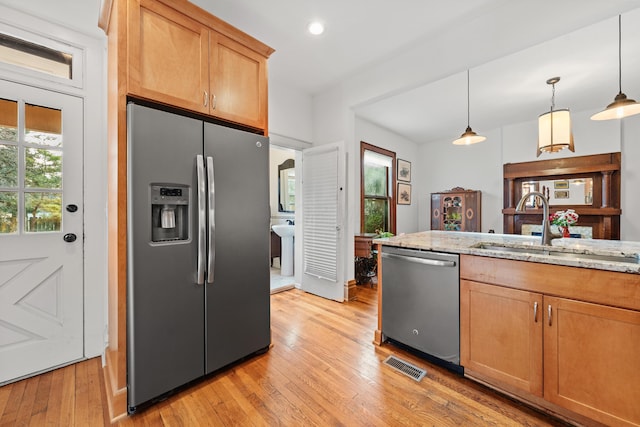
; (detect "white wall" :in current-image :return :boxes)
[269,79,314,148]
[355,118,420,234]
[621,116,640,241]
[417,128,503,233]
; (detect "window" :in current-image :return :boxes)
[360,142,396,234]
[0,33,72,79]
[0,23,83,88]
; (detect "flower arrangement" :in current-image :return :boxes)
[550,209,579,227]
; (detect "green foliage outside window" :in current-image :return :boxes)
[0,129,63,233]
[363,163,389,233]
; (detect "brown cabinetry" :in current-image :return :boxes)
[127,0,270,130]
[431,187,481,232]
[460,255,640,427]
[270,231,281,266]
[460,281,543,396]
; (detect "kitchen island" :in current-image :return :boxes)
[373,230,640,427]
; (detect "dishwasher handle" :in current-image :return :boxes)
[381,252,457,267]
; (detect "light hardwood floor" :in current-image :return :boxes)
[0,286,570,426]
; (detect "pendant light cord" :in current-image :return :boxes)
[618,14,622,94]
[466,69,470,127]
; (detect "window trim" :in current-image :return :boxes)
[360,141,396,235]
[0,22,83,89]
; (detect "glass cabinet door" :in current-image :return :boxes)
[443,195,462,231]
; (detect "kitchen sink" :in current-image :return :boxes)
[471,242,640,264]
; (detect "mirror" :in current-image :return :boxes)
[278,158,295,212]
[521,178,594,207]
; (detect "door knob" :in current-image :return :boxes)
[63,233,77,242]
[66,204,78,212]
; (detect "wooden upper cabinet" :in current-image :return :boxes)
[126,0,272,131]
[210,33,267,130]
[128,0,210,114]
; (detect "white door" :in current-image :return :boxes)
[300,142,345,302]
[0,80,84,384]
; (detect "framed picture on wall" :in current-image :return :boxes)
[397,159,411,182]
[398,183,411,205]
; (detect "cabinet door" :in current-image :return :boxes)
[460,280,543,396]
[544,297,640,426]
[128,0,210,114]
[430,193,441,230]
[464,191,481,232]
[209,32,267,130]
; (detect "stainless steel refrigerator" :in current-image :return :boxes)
[126,102,270,413]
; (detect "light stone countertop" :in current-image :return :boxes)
[373,230,640,274]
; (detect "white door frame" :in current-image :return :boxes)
[0,5,107,360]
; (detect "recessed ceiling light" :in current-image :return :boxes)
[308,21,324,35]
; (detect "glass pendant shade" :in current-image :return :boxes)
[537,109,574,157]
[591,15,640,121]
[453,126,486,145]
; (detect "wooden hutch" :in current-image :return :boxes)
[503,152,621,239]
[431,187,482,232]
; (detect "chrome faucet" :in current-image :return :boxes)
[516,191,561,246]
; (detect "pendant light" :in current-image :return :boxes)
[453,69,485,145]
[537,77,574,157]
[591,15,640,120]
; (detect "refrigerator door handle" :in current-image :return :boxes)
[206,156,216,283]
[196,155,206,285]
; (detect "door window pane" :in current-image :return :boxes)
[0,191,18,233]
[0,144,18,186]
[24,192,61,232]
[0,98,18,141]
[25,148,62,189]
[25,104,62,147]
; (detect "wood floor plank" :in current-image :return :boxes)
[14,375,39,425]
[0,286,574,426]
[74,358,89,426]
[87,357,107,427]
[0,380,11,420]
[0,379,25,425]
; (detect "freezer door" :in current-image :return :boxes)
[126,103,205,410]
[204,123,270,374]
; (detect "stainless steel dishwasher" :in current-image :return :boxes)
[381,246,460,367]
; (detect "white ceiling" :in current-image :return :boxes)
[5,0,640,145]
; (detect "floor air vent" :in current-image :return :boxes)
[383,355,426,381]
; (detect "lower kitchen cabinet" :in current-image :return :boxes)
[461,278,640,427]
[544,296,640,426]
[460,280,543,396]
